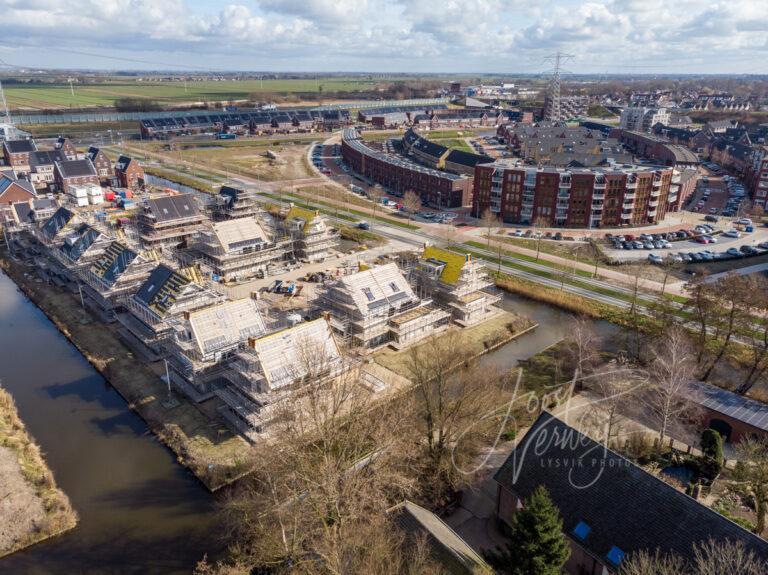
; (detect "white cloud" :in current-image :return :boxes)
[0,0,765,72]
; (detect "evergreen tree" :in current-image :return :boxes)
[485,485,570,575]
[701,428,724,473]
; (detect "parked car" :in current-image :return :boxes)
[704,214,719,222]
[726,247,742,257]
[511,229,523,237]
[648,253,663,264]
[722,230,741,238]
[741,245,759,255]
[737,218,753,226]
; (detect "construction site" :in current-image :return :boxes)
[2,169,527,453]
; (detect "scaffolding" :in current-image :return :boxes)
[279,205,339,263]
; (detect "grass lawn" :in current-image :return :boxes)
[5,78,389,110]
[374,311,536,380]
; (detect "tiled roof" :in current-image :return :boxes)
[56,159,97,179]
[4,139,36,154]
[495,413,768,566]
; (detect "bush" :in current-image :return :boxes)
[701,428,724,474]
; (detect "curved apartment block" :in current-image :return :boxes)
[341,128,472,208]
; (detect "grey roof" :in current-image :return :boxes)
[495,412,768,566]
[4,139,37,154]
[689,381,768,432]
[145,194,200,222]
[56,159,97,179]
[389,500,491,575]
[30,150,66,167]
[445,149,494,168]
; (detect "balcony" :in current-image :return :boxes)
[559,179,571,189]
[592,190,605,199]
[626,179,638,189]
[650,188,661,198]
[648,208,658,217]
[648,199,659,208]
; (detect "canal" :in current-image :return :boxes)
[0,271,222,575]
[0,264,619,573]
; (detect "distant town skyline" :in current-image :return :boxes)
[1,0,767,74]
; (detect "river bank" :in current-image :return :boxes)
[0,386,77,559]
[0,255,251,492]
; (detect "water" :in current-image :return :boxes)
[0,271,222,575]
[0,267,617,574]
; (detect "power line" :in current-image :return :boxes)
[543,51,574,121]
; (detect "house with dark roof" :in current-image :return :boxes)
[136,193,207,250]
[54,137,78,161]
[115,155,144,189]
[86,147,114,182]
[39,206,76,243]
[54,159,99,193]
[494,412,768,574]
[29,150,66,188]
[442,149,494,176]
[3,139,37,175]
[7,198,57,230]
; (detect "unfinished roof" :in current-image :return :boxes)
[495,412,768,567]
[60,223,102,261]
[212,217,268,251]
[188,299,267,356]
[286,205,317,230]
[337,262,417,315]
[250,318,342,391]
[41,206,75,239]
[689,382,768,432]
[421,246,468,285]
[145,194,200,223]
[91,241,139,286]
[135,264,192,317]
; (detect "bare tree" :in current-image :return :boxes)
[404,331,504,504]
[564,316,601,381]
[737,276,768,394]
[692,538,768,575]
[644,326,699,451]
[735,437,768,535]
[621,540,768,575]
[402,190,422,224]
[479,208,498,250]
[367,184,385,230]
[620,548,686,575]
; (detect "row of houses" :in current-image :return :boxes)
[2,137,144,193]
[139,109,350,138]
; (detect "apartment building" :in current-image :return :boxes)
[750,147,768,208]
[619,107,670,133]
[472,162,674,228]
[316,262,450,349]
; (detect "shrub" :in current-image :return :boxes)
[701,428,724,474]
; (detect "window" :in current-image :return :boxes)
[362,287,375,301]
[389,282,400,293]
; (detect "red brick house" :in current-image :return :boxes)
[494,413,768,574]
[0,173,38,223]
[114,155,144,189]
[55,137,78,161]
[689,381,768,443]
[54,159,99,193]
[2,139,37,175]
[86,147,114,182]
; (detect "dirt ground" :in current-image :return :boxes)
[0,446,46,555]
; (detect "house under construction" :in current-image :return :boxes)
[192,215,291,282]
[164,297,269,401]
[217,318,345,440]
[52,222,112,273]
[79,240,158,321]
[316,262,450,349]
[279,205,338,263]
[409,246,501,326]
[119,263,223,357]
[209,185,261,221]
[136,194,208,252]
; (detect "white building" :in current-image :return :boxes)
[620,107,670,133]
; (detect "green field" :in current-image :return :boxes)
[4,78,389,111]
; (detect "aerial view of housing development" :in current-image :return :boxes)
[4,2,768,574]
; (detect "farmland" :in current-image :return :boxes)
[4,77,402,111]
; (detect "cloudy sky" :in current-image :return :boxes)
[1,0,767,74]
